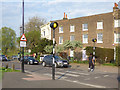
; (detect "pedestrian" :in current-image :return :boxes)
[88,53,94,72]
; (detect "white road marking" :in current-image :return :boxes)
[95,77,100,79]
[66,71,89,75]
[84,78,90,80]
[43,73,67,79]
[56,72,79,77]
[104,75,109,77]
[63,79,106,88]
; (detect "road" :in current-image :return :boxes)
[2,61,118,89]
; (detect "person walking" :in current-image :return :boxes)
[88,53,94,72]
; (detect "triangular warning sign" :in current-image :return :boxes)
[20,34,27,41]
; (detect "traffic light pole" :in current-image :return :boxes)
[93,42,95,61]
[52,28,55,80]
[21,0,25,73]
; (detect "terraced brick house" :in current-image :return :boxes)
[50,3,120,60]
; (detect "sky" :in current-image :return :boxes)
[1,0,120,37]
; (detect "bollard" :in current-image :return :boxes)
[12,64,15,70]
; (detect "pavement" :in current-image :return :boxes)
[70,63,118,73]
[1,62,119,89]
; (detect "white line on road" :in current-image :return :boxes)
[66,71,90,75]
[94,77,100,79]
[104,75,109,77]
[56,72,79,77]
[43,73,67,79]
[63,79,106,88]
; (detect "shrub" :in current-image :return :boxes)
[115,46,120,66]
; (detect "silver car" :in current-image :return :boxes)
[42,55,69,68]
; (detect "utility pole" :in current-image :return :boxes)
[50,22,58,80]
[21,0,24,73]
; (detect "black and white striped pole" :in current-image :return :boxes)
[92,38,97,63]
[50,22,58,80]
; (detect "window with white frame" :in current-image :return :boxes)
[97,22,103,29]
[70,25,75,32]
[70,35,75,41]
[82,34,88,43]
[59,26,63,33]
[82,24,88,31]
[59,36,63,44]
[114,20,120,28]
[97,33,103,43]
[114,33,120,43]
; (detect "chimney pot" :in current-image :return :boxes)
[64,12,65,18]
[114,3,118,7]
[66,14,67,18]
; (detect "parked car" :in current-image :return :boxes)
[0,55,7,61]
[41,55,69,68]
[12,55,18,60]
[23,56,39,65]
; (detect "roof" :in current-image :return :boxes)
[51,12,113,22]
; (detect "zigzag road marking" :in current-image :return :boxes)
[62,79,106,88]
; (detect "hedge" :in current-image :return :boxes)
[85,46,114,64]
[115,46,120,66]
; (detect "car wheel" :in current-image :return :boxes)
[55,63,58,68]
[27,62,30,65]
[42,62,46,67]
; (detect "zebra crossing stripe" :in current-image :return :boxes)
[56,72,79,77]
[43,73,67,79]
[66,71,89,75]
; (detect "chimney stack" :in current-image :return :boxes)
[63,12,68,20]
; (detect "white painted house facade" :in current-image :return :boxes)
[40,22,51,40]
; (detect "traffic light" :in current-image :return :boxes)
[92,38,97,42]
[50,22,58,29]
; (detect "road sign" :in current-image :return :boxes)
[20,34,27,41]
[20,41,26,47]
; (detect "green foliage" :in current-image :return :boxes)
[1,27,16,55]
[44,45,53,54]
[55,45,64,54]
[63,40,82,50]
[85,46,114,63]
[115,46,120,66]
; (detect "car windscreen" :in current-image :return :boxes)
[54,56,61,60]
[28,57,35,60]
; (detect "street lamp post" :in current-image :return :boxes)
[50,22,58,80]
[21,0,25,73]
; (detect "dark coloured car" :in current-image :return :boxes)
[12,55,18,60]
[41,55,69,68]
[23,56,39,65]
[0,55,7,61]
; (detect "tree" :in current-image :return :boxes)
[55,45,64,54]
[44,45,53,54]
[63,40,82,50]
[25,16,46,33]
[1,27,16,55]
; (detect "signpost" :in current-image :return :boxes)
[20,34,27,73]
[50,22,58,80]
